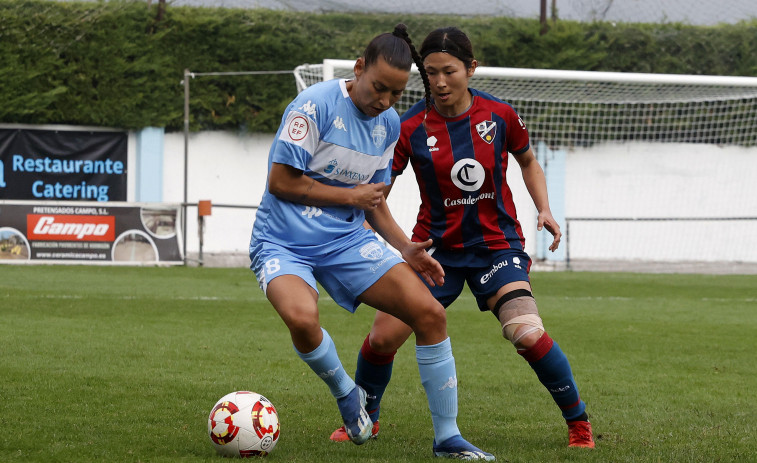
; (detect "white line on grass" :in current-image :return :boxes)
[1,293,343,303]
[2,294,270,302]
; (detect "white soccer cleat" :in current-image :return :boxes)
[337,386,372,445]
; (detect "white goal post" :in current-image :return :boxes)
[294,60,757,270]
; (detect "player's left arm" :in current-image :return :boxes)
[365,198,444,287]
[363,114,443,285]
[514,147,562,252]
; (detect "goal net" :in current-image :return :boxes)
[294,60,757,271]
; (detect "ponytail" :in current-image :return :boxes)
[391,24,432,118]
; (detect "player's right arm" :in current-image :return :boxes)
[268,162,386,210]
[513,146,561,252]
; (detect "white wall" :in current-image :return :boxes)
[565,142,757,262]
[162,132,271,259]
[159,131,757,264]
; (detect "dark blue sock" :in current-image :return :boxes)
[354,334,394,422]
[520,332,587,421]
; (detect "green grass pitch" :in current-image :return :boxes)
[1,265,755,462]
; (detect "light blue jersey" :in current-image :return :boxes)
[249,79,404,310]
[251,79,399,255]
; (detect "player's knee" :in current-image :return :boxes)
[283,312,321,340]
[409,300,446,337]
[368,310,416,352]
[492,289,544,349]
[368,331,403,353]
[504,321,543,349]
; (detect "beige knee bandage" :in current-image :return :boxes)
[496,296,544,344]
[503,313,544,344]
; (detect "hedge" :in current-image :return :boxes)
[1,0,755,132]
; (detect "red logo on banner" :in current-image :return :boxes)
[27,214,115,241]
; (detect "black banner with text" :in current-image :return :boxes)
[0,128,127,201]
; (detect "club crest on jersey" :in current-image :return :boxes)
[359,242,384,260]
[372,124,387,148]
[476,120,497,144]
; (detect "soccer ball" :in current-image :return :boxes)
[208,391,280,457]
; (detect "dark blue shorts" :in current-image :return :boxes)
[425,248,532,311]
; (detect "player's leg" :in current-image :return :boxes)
[359,263,495,460]
[254,249,371,445]
[359,312,413,422]
[329,312,410,442]
[265,274,322,352]
[348,265,464,432]
[313,232,492,458]
[486,279,594,448]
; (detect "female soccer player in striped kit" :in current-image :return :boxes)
[249,24,494,460]
[330,26,595,450]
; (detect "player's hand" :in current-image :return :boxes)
[351,183,386,210]
[537,212,562,252]
[399,239,445,287]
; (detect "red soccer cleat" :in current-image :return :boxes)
[567,420,595,448]
[330,420,379,442]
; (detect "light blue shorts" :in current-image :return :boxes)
[250,229,403,312]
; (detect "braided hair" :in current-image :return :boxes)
[390,24,433,117]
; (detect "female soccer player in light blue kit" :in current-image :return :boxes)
[249,24,494,460]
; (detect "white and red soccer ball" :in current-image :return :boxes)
[208,391,280,457]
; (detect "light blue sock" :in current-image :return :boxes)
[295,328,355,399]
[416,337,460,444]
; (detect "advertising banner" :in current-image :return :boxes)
[0,127,127,201]
[0,201,182,264]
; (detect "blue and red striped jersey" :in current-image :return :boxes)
[393,89,530,251]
